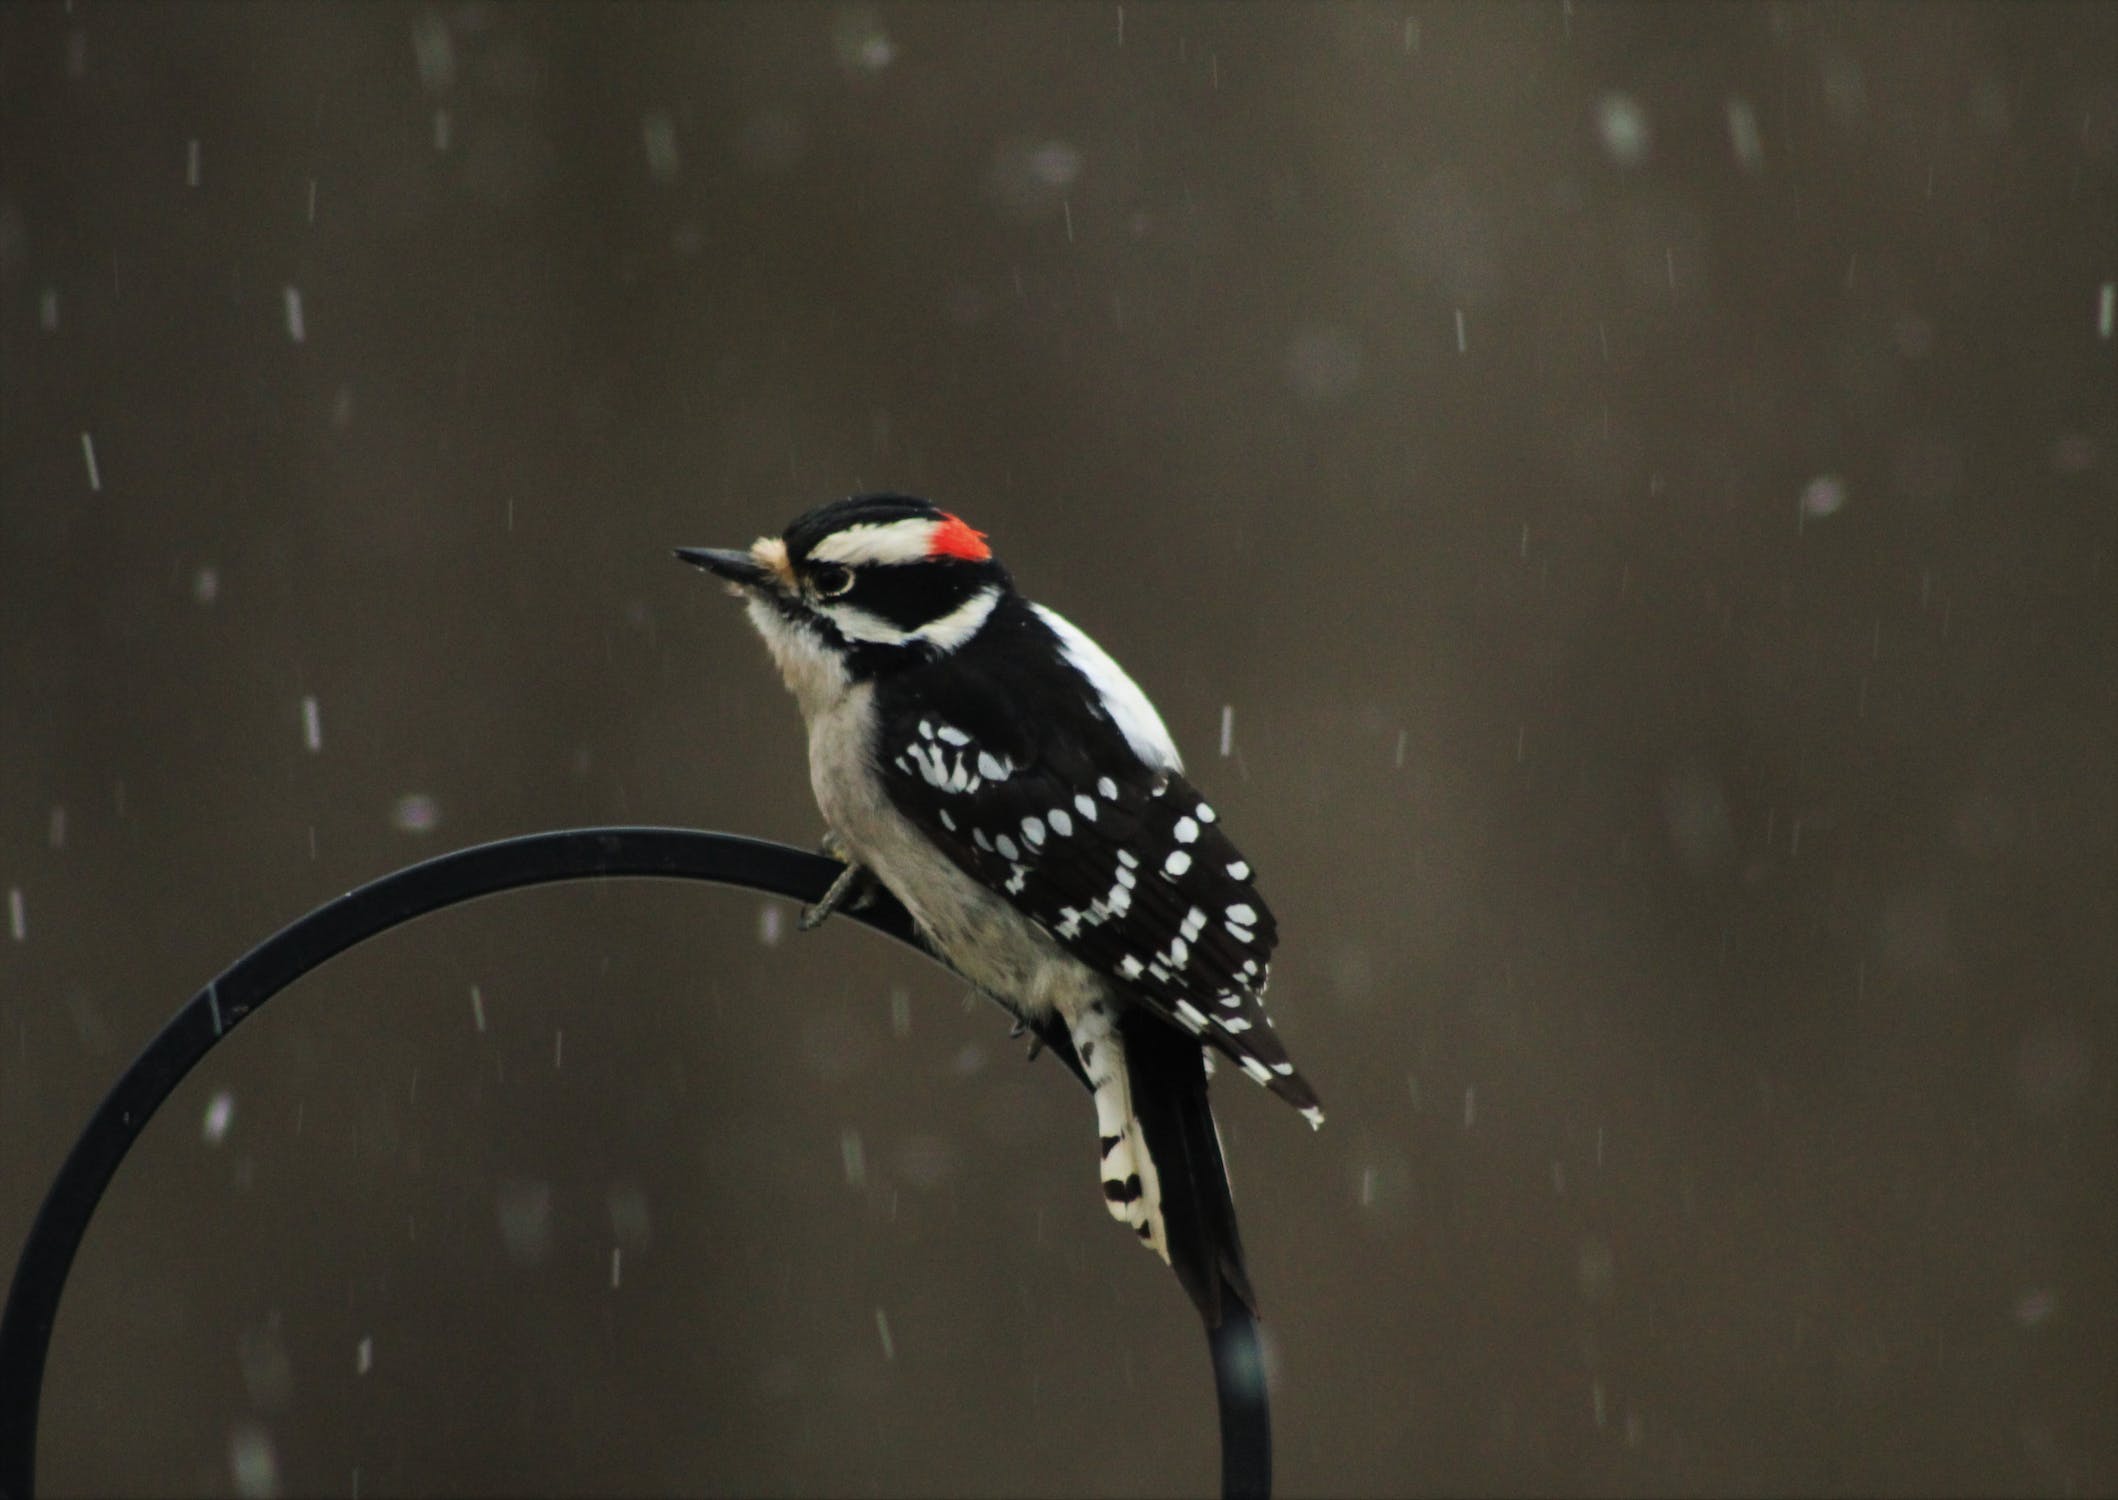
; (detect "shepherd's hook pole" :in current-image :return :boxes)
[0,827,1270,1499]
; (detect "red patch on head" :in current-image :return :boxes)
[928,513,992,562]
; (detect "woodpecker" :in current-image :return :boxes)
[678,493,1320,1322]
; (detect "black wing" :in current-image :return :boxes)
[875,700,1321,1120]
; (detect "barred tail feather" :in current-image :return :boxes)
[1070,1000,1257,1325]
[1070,1003,1169,1262]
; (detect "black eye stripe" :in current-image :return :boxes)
[810,563,855,597]
[841,561,983,630]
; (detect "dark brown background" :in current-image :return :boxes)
[3,3,2114,1495]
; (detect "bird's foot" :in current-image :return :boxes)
[1006,1016,1045,1063]
[800,859,876,931]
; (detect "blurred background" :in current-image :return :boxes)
[3,2,2114,1494]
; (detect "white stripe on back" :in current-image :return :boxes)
[1032,603,1182,771]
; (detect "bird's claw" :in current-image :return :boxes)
[1005,1017,1045,1062]
[800,860,875,931]
[1004,1015,1045,1063]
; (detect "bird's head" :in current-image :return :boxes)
[678,494,1011,698]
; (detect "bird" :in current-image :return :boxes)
[677,493,1320,1324]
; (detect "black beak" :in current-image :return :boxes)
[674,547,768,588]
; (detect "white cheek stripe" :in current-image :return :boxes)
[818,601,917,645]
[1031,603,1182,771]
[808,517,940,567]
[916,585,1000,652]
[818,583,999,653]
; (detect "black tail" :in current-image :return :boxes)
[1118,1009,1257,1326]
[1121,1010,1273,1499]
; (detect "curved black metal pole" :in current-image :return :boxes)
[0,827,1268,1500]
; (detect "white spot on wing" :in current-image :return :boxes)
[1164,849,1192,877]
[1173,816,1199,843]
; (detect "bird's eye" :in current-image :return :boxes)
[810,563,855,598]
